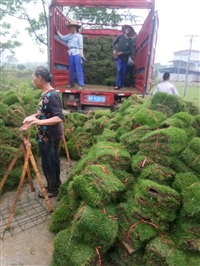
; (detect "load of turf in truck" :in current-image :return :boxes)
[83,35,136,86]
[50,92,200,266]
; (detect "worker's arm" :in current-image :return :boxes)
[112,35,121,56]
[56,27,69,43]
[29,116,63,126]
[23,113,38,124]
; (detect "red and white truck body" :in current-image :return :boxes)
[49,0,158,111]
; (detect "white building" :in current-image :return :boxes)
[158,50,200,82]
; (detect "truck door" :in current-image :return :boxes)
[49,6,70,87]
[134,9,159,95]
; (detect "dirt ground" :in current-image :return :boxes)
[0,156,73,266]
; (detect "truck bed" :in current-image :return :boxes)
[56,84,142,95]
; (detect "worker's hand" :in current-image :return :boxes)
[23,115,36,124]
[117,52,123,56]
[113,50,117,56]
[29,117,43,126]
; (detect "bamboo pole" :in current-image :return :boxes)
[22,143,35,192]
[61,134,72,167]
[5,144,30,230]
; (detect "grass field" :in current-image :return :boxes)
[151,82,200,107]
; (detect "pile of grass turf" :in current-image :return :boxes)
[133,179,180,222]
[181,137,200,175]
[172,217,200,251]
[86,141,131,171]
[144,236,187,266]
[93,129,116,144]
[172,172,199,192]
[132,108,165,129]
[83,35,136,86]
[50,92,200,265]
[52,228,99,266]
[148,92,186,117]
[50,182,80,233]
[139,127,188,157]
[192,114,200,137]
[120,126,152,155]
[70,205,119,252]
[0,87,40,193]
[161,112,196,140]
[182,182,200,218]
[138,163,176,186]
[117,203,157,254]
[73,165,125,208]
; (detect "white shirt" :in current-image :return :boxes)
[153,81,179,95]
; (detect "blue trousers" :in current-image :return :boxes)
[115,58,128,88]
[38,139,61,192]
[69,54,84,86]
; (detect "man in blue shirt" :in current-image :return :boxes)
[56,20,84,89]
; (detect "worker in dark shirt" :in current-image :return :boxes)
[23,66,64,198]
[112,24,136,90]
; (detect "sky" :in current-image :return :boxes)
[11,0,200,64]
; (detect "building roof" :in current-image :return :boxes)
[174,49,200,55]
[169,59,200,63]
[159,66,200,74]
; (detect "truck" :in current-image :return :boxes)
[49,0,158,112]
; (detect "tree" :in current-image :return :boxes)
[0,0,50,52]
[0,0,138,50]
[0,22,21,72]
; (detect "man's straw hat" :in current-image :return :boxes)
[122,25,136,37]
[67,20,81,29]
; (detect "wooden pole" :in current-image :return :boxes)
[22,143,35,192]
[5,143,30,230]
[61,134,72,167]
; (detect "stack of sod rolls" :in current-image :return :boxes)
[51,92,200,266]
[0,88,40,193]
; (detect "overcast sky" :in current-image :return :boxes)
[12,0,200,64]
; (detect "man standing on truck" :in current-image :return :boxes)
[112,25,136,90]
[56,20,84,90]
[152,72,179,95]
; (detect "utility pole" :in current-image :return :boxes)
[183,35,199,96]
[177,55,182,82]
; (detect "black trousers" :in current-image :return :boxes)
[38,139,61,192]
[126,65,134,87]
